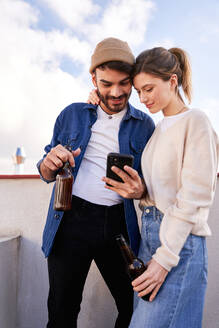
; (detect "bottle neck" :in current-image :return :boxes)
[116,234,136,264]
[63,161,71,169]
[57,161,72,176]
[63,144,72,170]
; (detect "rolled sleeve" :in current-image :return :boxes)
[36,159,56,183]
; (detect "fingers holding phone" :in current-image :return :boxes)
[106,153,134,185]
[103,152,146,199]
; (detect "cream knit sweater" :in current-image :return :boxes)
[140,109,219,271]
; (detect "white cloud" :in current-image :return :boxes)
[0,0,92,162]
[0,0,155,173]
[42,0,101,29]
[84,0,156,47]
[1,0,38,27]
[42,0,155,48]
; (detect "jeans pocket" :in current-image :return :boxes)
[141,208,163,256]
[179,234,194,257]
[145,220,161,256]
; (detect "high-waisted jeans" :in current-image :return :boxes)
[129,206,208,328]
[47,195,133,328]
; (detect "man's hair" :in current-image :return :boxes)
[94,61,133,75]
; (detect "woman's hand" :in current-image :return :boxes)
[132,258,168,302]
[87,88,100,105]
[102,165,147,199]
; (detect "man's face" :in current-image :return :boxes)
[92,67,132,115]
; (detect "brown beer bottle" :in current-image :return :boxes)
[53,147,74,211]
[116,234,151,301]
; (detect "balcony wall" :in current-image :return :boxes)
[0,175,218,328]
[0,235,20,328]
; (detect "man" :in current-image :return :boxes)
[37,37,155,328]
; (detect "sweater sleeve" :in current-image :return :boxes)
[153,112,219,271]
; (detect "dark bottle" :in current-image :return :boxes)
[53,160,74,211]
[116,234,151,301]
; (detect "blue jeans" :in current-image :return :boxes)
[129,206,208,328]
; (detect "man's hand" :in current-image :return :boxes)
[40,145,81,181]
[102,165,147,199]
[132,259,168,302]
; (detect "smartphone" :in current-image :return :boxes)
[106,152,134,185]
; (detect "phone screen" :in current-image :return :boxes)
[106,152,134,185]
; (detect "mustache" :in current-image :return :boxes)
[106,94,127,100]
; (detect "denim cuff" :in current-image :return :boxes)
[36,159,56,184]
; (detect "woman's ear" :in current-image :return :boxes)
[170,74,178,89]
[91,73,97,87]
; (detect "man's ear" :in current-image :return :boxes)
[91,73,97,87]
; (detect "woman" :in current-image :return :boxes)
[88,47,218,327]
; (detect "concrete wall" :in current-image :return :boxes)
[203,183,219,328]
[0,178,117,328]
[0,236,20,328]
[0,178,51,328]
[0,177,218,327]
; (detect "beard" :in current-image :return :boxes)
[96,88,131,113]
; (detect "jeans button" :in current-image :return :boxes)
[54,214,60,219]
[145,209,150,213]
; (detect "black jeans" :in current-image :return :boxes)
[47,195,133,328]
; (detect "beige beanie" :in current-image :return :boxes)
[89,37,135,73]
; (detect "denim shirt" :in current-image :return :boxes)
[37,102,155,257]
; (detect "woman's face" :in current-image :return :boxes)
[133,72,176,114]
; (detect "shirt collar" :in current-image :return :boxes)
[97,105,127,120]
[124,103,144,121]
[83,102,143,121]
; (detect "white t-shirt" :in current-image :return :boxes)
[73,105,127,205]
[160,109,192,132]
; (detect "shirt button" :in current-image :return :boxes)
[145,209,150,213]
[54,214,60,219]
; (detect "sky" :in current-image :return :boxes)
[1,0,219,173]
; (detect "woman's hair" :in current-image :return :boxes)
[133,47,192,103]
